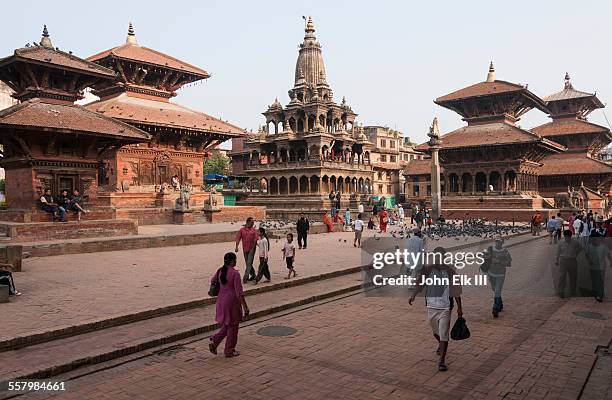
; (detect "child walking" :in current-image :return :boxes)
[283,233,297,279]
[255,227,271,284]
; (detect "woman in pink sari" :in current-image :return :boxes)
[209,252,250,357]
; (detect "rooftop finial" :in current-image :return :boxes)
[302,16,316,39]
[126,22,138,45]
[40,25,53,49]
[486,61,495,82]
[564,72,573,89]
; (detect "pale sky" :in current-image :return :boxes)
[2,0,612,147]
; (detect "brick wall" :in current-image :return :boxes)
[207,206,266,223]
[2,219,138,242]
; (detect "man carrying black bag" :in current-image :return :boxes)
[409,247,463,372]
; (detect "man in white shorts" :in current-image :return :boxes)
[409,247,463,372]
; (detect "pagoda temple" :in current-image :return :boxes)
[414,63,565,221]
[85,24,245,211]
[0,26,150,220]
[532,73,612,213]
[238,17,376,219]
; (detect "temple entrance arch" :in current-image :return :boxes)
[289,176,299,194]
[475,172,487,192]
[299,176,308,193]
[270,177,278,195]
[310,175,320,193]
[489,171,501,191]
[461,173,472,193]
[279,177,288,195]
[504,171,517,192]
[448,174,459,193]
[322,175,329,193]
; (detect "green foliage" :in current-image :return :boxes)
[204,153,231,176]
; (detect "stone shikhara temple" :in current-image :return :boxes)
[0,26,260,240]
[234,17,422,218]
[409,64,612,219]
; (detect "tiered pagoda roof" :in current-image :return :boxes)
[435,62,547,124]
[539,152,612,176]
[534,73,612,177]
[85,23,245,142]
[0,26,149,142]
[89,92,245,137]
[416,122,563,152]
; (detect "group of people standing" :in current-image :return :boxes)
[555,211,611,303]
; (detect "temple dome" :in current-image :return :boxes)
[294,17,327,88]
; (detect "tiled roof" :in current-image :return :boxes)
[531,119,610,138]
[0,99,150,140]
[87,44,208,78]
[87,93,245,136]
[539,152,612,176]
[543,87,599,103]
[436,80,526,103]
[415,122,564,152]
[0,46,115,77]
[403,159,443,175]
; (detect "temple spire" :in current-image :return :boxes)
[486,61,495,82]
[564,72,573,89]
[126,22,137,45]
[40,25,53,49]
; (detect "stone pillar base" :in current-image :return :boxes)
[5,245,22,272]
[0,284,9,303]
[172,210,195,224]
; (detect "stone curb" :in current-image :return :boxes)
[13,223,343,258]
[0,263,365,353]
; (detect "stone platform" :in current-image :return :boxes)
[0,219,138,242]
[441,194,556,221]
[115,205,266,225]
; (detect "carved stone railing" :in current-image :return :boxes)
[245,159,373,172]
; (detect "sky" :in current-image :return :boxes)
[2,0,612,148]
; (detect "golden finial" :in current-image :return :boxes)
[486,61,495,82]
[564,72,573,89]
[40,25,53,49]
[126,22,138,45]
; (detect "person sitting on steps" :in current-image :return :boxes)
[39,188,66,222]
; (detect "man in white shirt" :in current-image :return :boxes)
[353,213,364,248]
[358,203,364,214]
[406,228,426,278]
[398,204,405,226]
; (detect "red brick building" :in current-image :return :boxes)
[85,24,245,209]
[412,63,566,221]
[533,73,612,213]
[0,26,150,218]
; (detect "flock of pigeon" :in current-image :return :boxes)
[231,218,530,244]
[378,219,530,242]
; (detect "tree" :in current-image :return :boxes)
[204,153,231,176]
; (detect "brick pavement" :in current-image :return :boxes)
[11,237,611,400]
[0,225,523,344]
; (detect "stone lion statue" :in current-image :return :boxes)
[175,185,191,211]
